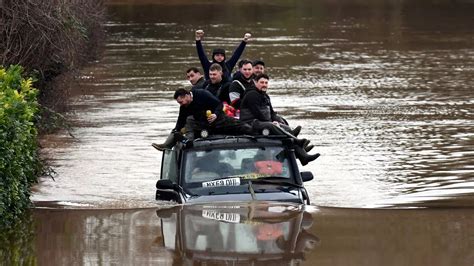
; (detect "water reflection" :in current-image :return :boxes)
[0,212,36,265]
[28,204,474,265]
[157,203,318,264]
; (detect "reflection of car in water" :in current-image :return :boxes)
[156,203,319,264]
[156,136,314,204]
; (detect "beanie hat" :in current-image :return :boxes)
[212,48,226,58]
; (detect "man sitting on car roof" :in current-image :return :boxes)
[239,74,319,165]
[152,88,253,150]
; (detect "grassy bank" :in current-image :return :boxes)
[0,0,105,228]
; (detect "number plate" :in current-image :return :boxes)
[202,177,241,187]
[202,210,241,223]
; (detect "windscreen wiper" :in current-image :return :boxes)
[250,176,302,189]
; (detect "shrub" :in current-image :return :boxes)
[0,0,105,78]
[0,65,40,228]
[1,0,105,111]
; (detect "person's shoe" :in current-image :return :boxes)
[152,131,177,151]
[291,126,302,137]
[294,145,320,166]
[152,143,167,151]
[299,153,320,166]
[294,138,310,148]
[304,144,314,152]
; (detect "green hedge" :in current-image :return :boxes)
[0,65,40,228]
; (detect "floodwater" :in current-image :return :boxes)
[25,205,474,265]
[16,0,474,264]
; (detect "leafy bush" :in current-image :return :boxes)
[0,65,40,228]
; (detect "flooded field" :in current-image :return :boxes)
[10,0,474,264]
[32,0,473,209]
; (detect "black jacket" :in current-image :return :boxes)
[239,88,278,124]
[174,90,223,131]
[191,77,206,91]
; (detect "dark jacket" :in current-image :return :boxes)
[202,80,231,103]
[196,40,247,82]
[228,74,255,109]
[174,90,223,131]
[239,87,278,124]
[191,77,206,91]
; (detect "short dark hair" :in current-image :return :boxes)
[254,73,269,81]
[238,59,253,68]
[252,60,265,67]
[186,67,201,74]
[174,88,190,99]
[209,63,222,72]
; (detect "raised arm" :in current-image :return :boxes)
[226,33,251,70]
[195,30,211,78]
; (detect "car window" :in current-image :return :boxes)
[183,146,292,185]
[161,149,178,183]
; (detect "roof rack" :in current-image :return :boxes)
[193,134,291,142]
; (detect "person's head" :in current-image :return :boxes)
[238,59,253,80]
[212,48,226,62]
[252,60,265,76]
[209,63,223,84]
[186,67,203,85]
[254,74,269,92]
[174,88,192,106]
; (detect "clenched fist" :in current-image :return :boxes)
[243,33,251,42]
[195,29,204,41]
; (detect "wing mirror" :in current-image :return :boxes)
[300,171,314,182]
[156,179,176,190]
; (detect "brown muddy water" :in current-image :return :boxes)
[14,0,474,264]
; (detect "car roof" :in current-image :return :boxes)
[179,135,294,150]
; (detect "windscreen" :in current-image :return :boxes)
[183,146,294,193]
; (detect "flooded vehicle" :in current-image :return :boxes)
[156,135,315,204]
[156,202,319,264]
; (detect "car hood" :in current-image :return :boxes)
[186,191,303,204]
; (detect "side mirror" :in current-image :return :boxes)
[300,171,314,182]
[156,179,176,190]
[156,180,182,203]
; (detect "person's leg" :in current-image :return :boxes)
[213,116,253,135]
[152,116,204,150]
[252,121,318,164]
[184,116,202,140]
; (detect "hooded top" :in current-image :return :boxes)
[196,40,247,83]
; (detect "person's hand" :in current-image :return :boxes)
[272,121,281,126]
[243,33,251,42]
[195,29,204,41]
[208,113,217,123]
